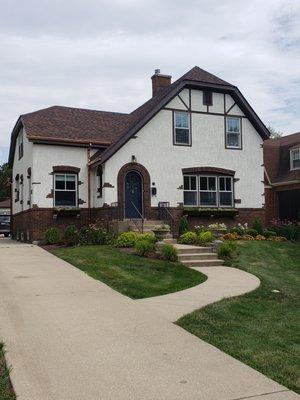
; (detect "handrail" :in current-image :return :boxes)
[158,202,174,231]
[130,201,144,233]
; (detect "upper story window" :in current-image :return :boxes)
[203,91,213,106]
[18,131,24,159]
[174,111,191,146]
[183,175,233,208]
[290,148,300,170]
[54,173,77,207]
[15,175,20,202]
[226,117,242,149]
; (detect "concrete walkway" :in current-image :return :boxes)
[138,265,260,321]
[0,239,298,400]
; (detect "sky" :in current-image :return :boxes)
[0,0,300,164]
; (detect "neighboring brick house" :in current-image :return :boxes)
[264,132,300,223]
[8,66,270,242]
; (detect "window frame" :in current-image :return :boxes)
[183,174,234,208]
[18,131,24,160]
[218,176,234,208]
[183,175,198,206]
[199,175,217,207]
[173,111,191,146]
[290,148,300,171]
[203,90,213,106]
[225,116,242,150]
[54,173,78,208]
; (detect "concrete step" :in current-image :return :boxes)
[175,246,213,254]
[163,238,177,244]
[183,259,224,267]
[178,253,217,261]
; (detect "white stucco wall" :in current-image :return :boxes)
[102,89,264,209]
[31,145,97,208]
[12,128,33,214]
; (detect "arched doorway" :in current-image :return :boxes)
[124,171,143,218]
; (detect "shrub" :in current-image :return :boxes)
[135,240,155,257]
[263,229,277,238]
[198,230,213,244]
[44,228,60,244]
[243,234,255,241]
[64,225,79,246]
[252,219,263,235]
[230,227,244,236]
[179,231,198,244]
[218,241,236,258]
[136,233,156,244]
[79,225,108,245]
[221,232,240,241]
[246,228,258,237]
[255,235,266,241]
[115,231,138,247]
[160,244,178,262]
[179,216,189,235]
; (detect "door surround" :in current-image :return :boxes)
[117,162,151,220]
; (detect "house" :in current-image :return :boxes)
[8,66,270,242]
[264,132,300,223]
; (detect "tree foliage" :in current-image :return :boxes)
[0,163,11,202]
[268,126,283,139]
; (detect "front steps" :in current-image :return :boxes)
[129,220,163,233]
[174,244,224,268]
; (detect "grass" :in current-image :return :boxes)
[177,241,300,393]
[0,343,16,400]
[52,245,206,299]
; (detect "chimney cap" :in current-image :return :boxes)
[154,68,161,75]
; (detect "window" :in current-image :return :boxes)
[15,176,20,202]
[203,91,213,106]
[226,117,241,149]
[290,148,300,170]
[183,175,197,205]
[218,177,233,206]
[183,175,234,207]
[97,166,103,198]
[18,131,24,159]
[54,173,77,207]
[174,112,191,145]
[199,176,217,206]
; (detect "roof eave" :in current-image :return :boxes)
[8,117,23,167]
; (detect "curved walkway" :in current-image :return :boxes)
[138,266,260,322]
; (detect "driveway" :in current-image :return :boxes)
[0,239,298,400]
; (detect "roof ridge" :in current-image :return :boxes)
[21,105,130,117]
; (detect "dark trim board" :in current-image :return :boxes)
[164,107,247,119]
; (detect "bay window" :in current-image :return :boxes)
[183,175,233,207]
[54,173,77,207]
[226,117,241,149]
[174,111,191,145]
[183,175,197,205]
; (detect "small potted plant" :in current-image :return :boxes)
[152,224,170,241]
[207,223,227,238]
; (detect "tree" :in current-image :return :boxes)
[0,163,12,202]
[268,126,283,139]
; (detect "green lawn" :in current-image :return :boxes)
[52,245,206,299]
[0,344,15,400]
[177,241,300,393]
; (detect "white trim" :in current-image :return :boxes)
[174,111,191,146]
[183,174,198,206]
[225,116,241,149]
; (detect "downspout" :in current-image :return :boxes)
[87,143,92,224]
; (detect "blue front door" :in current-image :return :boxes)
[125,171,143,218]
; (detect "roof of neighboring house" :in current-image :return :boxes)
[264,132,300,185]
[8,66,270,166]
[0,198,10,209]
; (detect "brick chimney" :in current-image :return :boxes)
[151,69,172,97]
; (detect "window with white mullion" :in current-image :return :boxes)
[183,175,198,206]
[218,176,233,207]
[226,117,241,149]
[290,148,300,170]
[174,112,191,145]
[199,176,217,206]
[54,173,77,207]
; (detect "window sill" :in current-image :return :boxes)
[183,207,239,217]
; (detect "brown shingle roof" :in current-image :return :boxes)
[21,106,131,145]
[0,199,10,209]
[264,132,300,184]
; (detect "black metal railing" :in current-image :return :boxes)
[130,201,144,233]
[158,201,174,231]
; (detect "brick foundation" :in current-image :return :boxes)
[12,206,266,242]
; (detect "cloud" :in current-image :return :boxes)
[0,0,299,163]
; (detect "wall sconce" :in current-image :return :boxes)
[131,155,137,163]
